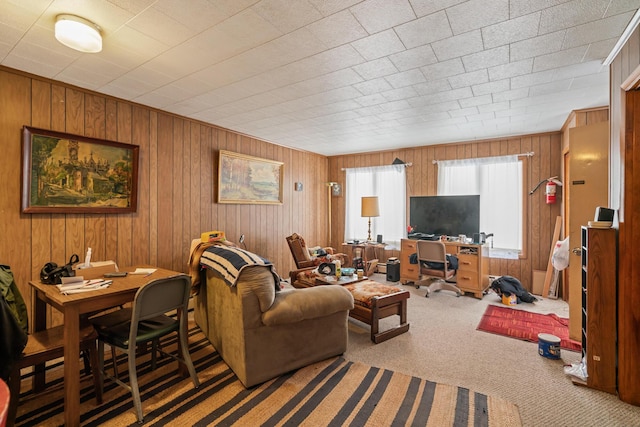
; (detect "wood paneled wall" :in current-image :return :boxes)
[609,26,640,406]
[0,66,329,327]
[327,134,563,291]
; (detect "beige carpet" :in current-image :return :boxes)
[343,274,640,427]
[14,326,520,426]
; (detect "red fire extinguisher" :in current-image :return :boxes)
[529,176,563,203]
[545,180,557,204]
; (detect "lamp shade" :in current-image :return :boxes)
[55,14,102,53]
[361,196,380,217]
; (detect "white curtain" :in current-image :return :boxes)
[437,155,522,250]
[345,165,406,249]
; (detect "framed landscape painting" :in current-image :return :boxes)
[218,150,283,204]
[21,126,139,213]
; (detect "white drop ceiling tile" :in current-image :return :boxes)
[384,69,426,88]
[152,0,227,31]
[388,44,437,71]
[416,87,473,105]
[107,0,160,15]
[466,111,496,122]
[510,31,566,62]
[508,0,568,18]
[420,58,465,80]
[459,94,492,108]
[121,65,175,90]
[408,0,467,18]
[133,90,177,108]
[2,51,60,79]
[482,12,541,49]
[356,93,388,107]
[472,79,510,96]
[432,30,483,62]
[395,11,453,49]
[382,86,419,101]
[529,79,573,97]
[413,78,452,96]
[449,106,479,118]
[306,0,361,16]
[510,68,556,88]
[350,0,415,33]
[354,78,394,95]
[533,46,588,72]
[538,0,608,35]
[448,69,489,89]
[605,0,640,16]
[108,25,168,59]
[564,11,636,48]
[251,0,323,33]
[584,37,618,61]
[445,0,509,34]
[351,29,406,61]
[166,98,216,116]
[0,22,24,46]
[569,71,609,90]
[492,87,529,102]
[494,105,527,118]
[0,1,47,30]
[461,46,509,72]
[352,57,398,80]
[477,101,510,113]
[127,7,195,46]
[552,60,604,81]
[306,10,368,48]
[488,58,534,81]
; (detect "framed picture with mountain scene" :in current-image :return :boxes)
[21,126,139,213]
[217,150,283,204]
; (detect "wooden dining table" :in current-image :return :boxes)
[29,266,185,427]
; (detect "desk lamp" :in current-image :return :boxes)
[361,196,380,241]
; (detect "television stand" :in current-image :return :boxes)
[399,238,489,298]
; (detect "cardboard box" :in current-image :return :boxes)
[74,261,117,279]
[532,270,546,296]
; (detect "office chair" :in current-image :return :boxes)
[90,274,199,423]
[415,240,463,297]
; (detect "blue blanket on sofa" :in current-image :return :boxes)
[200,245,279,287]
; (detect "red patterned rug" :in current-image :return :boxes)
[477,304,581,352]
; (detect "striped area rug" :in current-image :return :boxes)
[15,327,521,426]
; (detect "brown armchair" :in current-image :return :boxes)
[286,233,350,269]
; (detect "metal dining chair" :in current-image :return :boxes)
[90,274,199,423]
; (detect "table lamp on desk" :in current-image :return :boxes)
[361,196,380,242]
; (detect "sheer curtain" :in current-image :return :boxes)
[345,165,406,249]
[437,155,522,250]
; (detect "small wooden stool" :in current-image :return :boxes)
[343,280,410,343]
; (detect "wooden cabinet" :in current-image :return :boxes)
[576,226,616,394]
[400,239,419,283]
[400,239,489,298]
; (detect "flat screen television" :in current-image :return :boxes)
[409,195,480,237]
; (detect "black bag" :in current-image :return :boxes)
[40,254,79,284]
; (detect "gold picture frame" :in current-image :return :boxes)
[21,126,139,214]
[217,150,283,204]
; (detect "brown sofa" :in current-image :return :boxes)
[193,265,354,387]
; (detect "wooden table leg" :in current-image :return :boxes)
[32,290,47,392]
[64,306,81,427]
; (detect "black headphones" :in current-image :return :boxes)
[40,254,79,284]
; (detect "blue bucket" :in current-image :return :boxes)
[538,333,561,359]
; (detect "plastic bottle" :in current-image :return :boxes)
[335,260,341,278]
[84,247,92,269]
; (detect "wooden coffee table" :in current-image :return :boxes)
[315,275,367,286]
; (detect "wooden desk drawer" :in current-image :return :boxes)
[457,272,479,289]
[401,264,419,280]
[458,253,478,271]
[401,240,417,251]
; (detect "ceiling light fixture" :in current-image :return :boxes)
[55,14,102,53]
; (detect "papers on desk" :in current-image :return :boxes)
[56,277,112,295]
[130,268,156,276]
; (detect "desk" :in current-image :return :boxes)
[400,239,489,298]
[29,266,184,427]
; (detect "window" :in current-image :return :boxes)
[345,165,406,249]
[437,155,525,254]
